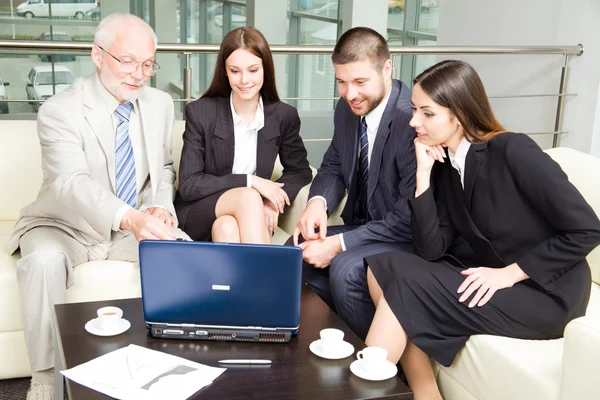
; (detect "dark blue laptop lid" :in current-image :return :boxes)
[139,240,302,330]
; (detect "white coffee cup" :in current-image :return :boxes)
[357,346,388,373]
[319,328,345,355]
[97,306,123,331]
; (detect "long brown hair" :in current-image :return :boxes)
[202,27,279,102]
[414,60,507,142]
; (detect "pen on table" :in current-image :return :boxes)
[218,359,272,365]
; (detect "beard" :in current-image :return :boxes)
[100,68,146,103]
[346,79,386,116]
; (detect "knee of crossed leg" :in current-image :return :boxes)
[235,187,264,213]
[212,215,240,239]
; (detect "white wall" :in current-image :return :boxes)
[436,0,600,154]
[341,0,389,37]
[247,0,289,95]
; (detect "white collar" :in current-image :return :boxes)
[230,94,264,130]
[364,85,392,131]
[448,137,471,176]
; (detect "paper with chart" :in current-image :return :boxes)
[61,344,226,400]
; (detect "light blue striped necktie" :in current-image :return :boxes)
[115,102,137,208]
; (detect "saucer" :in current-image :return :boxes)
[350,359,398,381]
[85,318,131,337]
[309,339,355,359]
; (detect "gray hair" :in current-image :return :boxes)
[93,13,158,49]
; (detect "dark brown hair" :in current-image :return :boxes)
[332,27,390,71]
[414,60,507,142]
[202,27,279,102]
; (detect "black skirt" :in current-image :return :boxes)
[175,190,226,241]
[365,251,586,367]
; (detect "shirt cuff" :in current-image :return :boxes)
[247,174,252,188]
[146,205,168,212]
[307,196,328,211]
[112,204,134,231]
[339,233,347,252]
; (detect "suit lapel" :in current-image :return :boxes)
[256,101,281,178]
[443,158,505,267]
[138,90,158,198]
[83,74,116,191]
[463,142,486,210]
[213,97,236,175]
[367,80,400,203]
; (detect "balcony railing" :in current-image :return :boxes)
[0,40,584,147]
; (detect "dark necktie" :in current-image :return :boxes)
[355,117,369,222]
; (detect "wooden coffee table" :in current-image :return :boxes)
[53,285,413,399]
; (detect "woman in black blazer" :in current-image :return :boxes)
[363,60,600,398]
[175,27,311,242]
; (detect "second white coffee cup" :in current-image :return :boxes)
[319,328,345,355]
[357,346,388,372]
[97,306,123,331]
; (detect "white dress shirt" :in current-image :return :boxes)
[230,94,265,187]
[308,85,393,251]
[94,75,152,231]
[363,86,392,163]
[448,137,472,189]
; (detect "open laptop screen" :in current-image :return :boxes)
[139,240,302,330]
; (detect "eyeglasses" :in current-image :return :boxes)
[97,45,161,76]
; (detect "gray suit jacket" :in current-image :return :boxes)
[308,79,416,249]
[9,72,176,252]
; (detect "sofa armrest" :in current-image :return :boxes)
[279,181,311,236]
[278,183,347,236]
[558,315,600,400]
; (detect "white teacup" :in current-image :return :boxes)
[97,306,123,331]
[357,346,388,373]
[319,328,345,356]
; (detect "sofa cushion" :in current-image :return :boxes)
[0,220,21,333]
[0,121,43,221]
[437,284,600,400]
[438,334,564,400]
[0,331,31,379]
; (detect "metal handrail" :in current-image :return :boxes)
[0,40,584,146]
[0,40,585,56]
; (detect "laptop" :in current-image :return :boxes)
[139,240,303,343]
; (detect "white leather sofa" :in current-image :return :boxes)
[0,120,293,379]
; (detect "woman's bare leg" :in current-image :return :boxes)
[366,268,442,400]
[365,293,407,362]
[367,267,384,306]
[212,215,241,243]
[400,341,442,400]
[215,187,269,244]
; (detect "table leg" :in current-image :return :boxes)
[53,307,65,400]
[54,334,64,399]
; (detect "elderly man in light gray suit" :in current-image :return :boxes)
[8,14,189,400]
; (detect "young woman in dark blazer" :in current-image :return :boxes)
[364,60,600,399]
[175,27,312,242]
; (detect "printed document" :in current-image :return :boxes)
[61,344,226,400]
